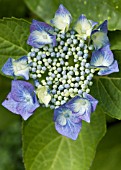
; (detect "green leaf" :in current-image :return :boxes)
[90,123,121,170]
[91,51,121,119]
[23,106,106,170]
[109,31,121,50]
[0,74,20,130]
[0,18,30,74]
[0,0,27,18]
[24,0,121,30]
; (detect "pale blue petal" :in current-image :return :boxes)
[16,102,35,120]
[66,95,91,116]
[91,20,109,49]
[2,92,19,114]
[28,19,56,48]
[11,80,40,112]
[20,111,33,120]
[91,45,119,75]
[70,115,81,124]
[91,45,114,67]
[1,58,14,76]
[55,120,82,140]
[101,45,114,66]
[51,4,72,32]
[54,105,82,140]
[2,93,34,120]
[13,56,29,80]
[27,30,56,48]
[66,95,97,123]
[79,112,91,123]
[11,80,34,102]
[98,60,119,75]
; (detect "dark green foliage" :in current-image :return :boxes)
[91,123,121,170]
[0,121,24,170]
[0,0,27,18]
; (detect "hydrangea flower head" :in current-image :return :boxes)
[1,4,119,140]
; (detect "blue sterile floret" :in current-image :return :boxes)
[91,20,109,50]
[27,20,56,48]
[54,105,82,140]
[2,56,30,80]
[54,94,98,140]
[90,45,119,75]
[2,80,40,120]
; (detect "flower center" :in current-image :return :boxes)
[63,109,72,118]
[24,93,32,103]
[27,29,95,109]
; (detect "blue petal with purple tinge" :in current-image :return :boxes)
[66,94,98,123]
[2,80,40,120]
[66,95,92,123]
[27,30,56,48]
[51,4,72,33]
[90,45,119,75]
[55,121,82,140]
[91,20,109,50]
[98,60,119,75]
[91,45,114,67]
[66,96,91,114]
[98,20,108,33]
[27,19,56,48]
[84,93,98,112]
[30,20,54,34]
[11,80,34,102]
[2,92,19,114]
[74,14,97,38]
[54,105,82,140]
[1,58,14,76]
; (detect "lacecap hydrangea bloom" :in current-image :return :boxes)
[1,4,119,140]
